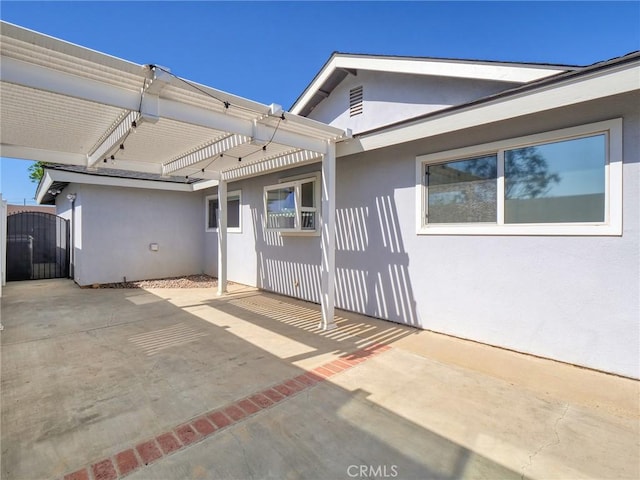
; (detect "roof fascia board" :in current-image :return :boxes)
[35,171,54,204]
[291,55,339,115]
[338,61,639,157]
[45,169,194,192]
[291,53,569,115]
[333,55,568,83]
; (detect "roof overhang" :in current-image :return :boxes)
[36,166,202,204]
[291,52,574,116]
[0,21,346,186]
[337,53,640,157]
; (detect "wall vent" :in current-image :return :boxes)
[349,86,363,117]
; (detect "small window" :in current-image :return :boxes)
[416,119,622,236]
[205,190,242,233]
[350,86,363,117]
[264,174,320,233]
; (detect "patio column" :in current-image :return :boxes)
[320,141,337,330]
[217,179,228,296]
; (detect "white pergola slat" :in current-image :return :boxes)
[0,21,346,329]
[162,134,250,175]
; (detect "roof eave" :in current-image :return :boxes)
[290,52,576,116]
[338,54,640,156]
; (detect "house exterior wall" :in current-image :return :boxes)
[203,163,324,302]
[336,91,639,379]
[307,70,519,134]
[57,184,204,286]
[209,90,639,379]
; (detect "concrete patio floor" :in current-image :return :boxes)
[1,279,638,480]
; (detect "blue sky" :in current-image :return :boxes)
[1,1,639,205]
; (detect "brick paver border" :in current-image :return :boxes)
[60,343,392,480]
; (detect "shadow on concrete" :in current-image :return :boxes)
[1,279,521,480]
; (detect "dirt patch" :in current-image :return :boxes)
[91,274,224,289]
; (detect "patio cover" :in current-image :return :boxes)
[0,21,346,328]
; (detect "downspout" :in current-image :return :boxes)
[66,193,76,279]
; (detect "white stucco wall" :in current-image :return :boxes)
[307,70,519,134]
[332,91,639,379]
[57,184,204,286]
[203,164,324,302]
[212,90,639,379]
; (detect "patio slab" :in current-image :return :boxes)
[1,279,638,480]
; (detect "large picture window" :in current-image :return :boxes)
[205,190,242,233]
[416,119,622,235]
[264,173,320,233]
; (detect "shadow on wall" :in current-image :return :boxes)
[250,189,419,327]
[335,195,418,327]
[251,208,322,304]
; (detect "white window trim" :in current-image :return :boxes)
[415,118,623,236]
[205,190,242,233]
[264,172,321,236]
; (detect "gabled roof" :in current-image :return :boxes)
[337,50,640,157]
[290,52,577,117]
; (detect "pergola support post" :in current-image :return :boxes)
[217,179,228,296]
[320,141,337,330]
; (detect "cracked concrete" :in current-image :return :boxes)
[520,403,569,479]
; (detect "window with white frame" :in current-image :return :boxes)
[416,119,622,235]
[205,190,242,232]
[264,173,320,233]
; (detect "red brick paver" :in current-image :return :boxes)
[208,411,232,429]
[224,404,247,421]
[64,469,89,480]
[237,398,261,415]
[114,450,139,476]
[135,440,162,465]
[284,379,305,393]
[59,343,392,480]
[249,392,274,409]
[156,433,181,455]
[92,459,117,480]
[263,387,286,402]
[175,424,200,446]
[192,416,216,436]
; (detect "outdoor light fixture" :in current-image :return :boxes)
[47,189,61,196]
[66,193,76,201]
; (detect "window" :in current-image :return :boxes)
[205,190,241,233]
[416,119,622,235]
[426,155,497,224]
[264,174,320,233]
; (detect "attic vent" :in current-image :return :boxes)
[349,86,363,117]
